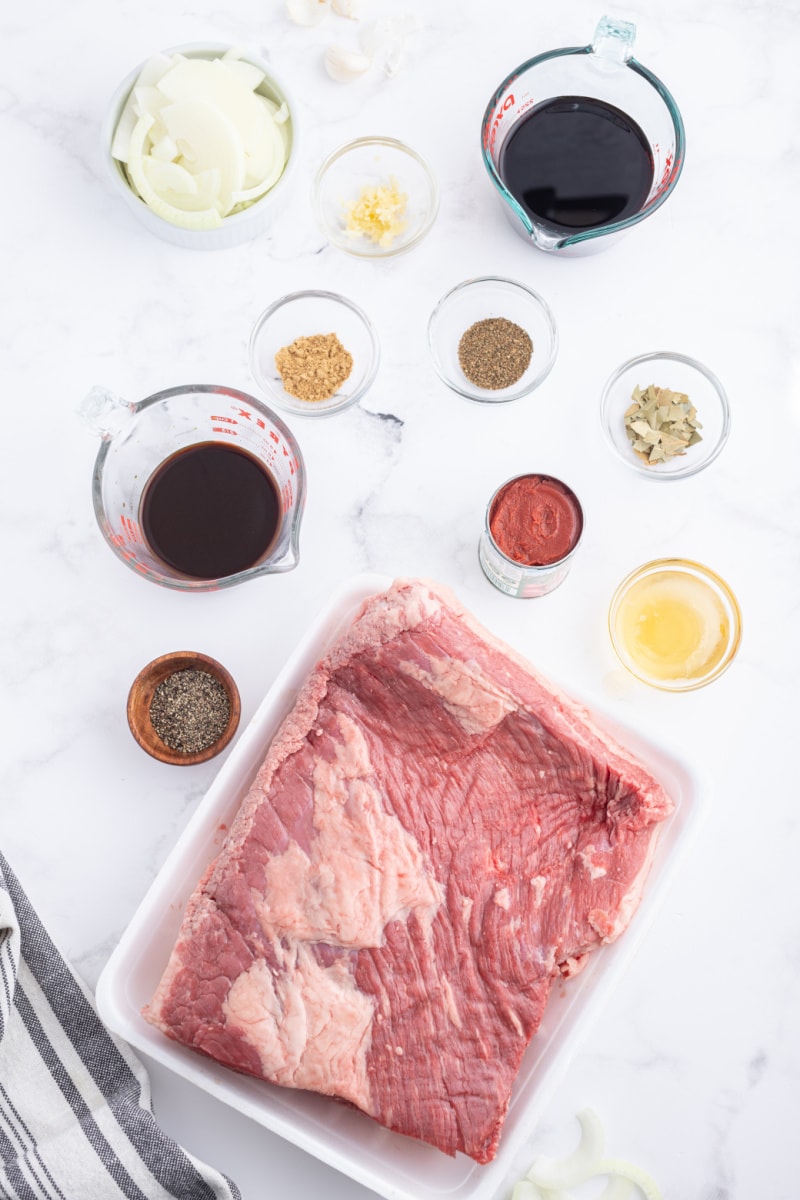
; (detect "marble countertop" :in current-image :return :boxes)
[2,0,798,1196]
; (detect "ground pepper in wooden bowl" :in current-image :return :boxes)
[127,651,241,765]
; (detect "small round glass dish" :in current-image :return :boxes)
[608,558,742,692]
[249,289,380,417]
[427,277,558,403]
[600,351,730,479]
[127,651,241,765]
[312,136,439,258]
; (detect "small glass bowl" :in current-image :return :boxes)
[427,277,558,403]
[608,558,742,692]
[249,290,380,417]
[127,651,241,765]
[601,351,730,479]
[312,136,439,258]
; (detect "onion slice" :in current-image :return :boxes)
[511,1182,544,1200]
[526,1108,605,1190]
[126,113,223,230]
[598,1175,636,1199]
[597,1159,663,1200]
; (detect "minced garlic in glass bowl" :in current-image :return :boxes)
[313,136,439,258]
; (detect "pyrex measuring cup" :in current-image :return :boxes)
[80,384,305,592]
[481,16,685,254]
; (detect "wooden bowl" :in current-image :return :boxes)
[127,651,241,765]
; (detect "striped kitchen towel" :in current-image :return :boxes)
[0,853,241,1200]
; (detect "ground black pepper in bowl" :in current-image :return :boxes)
[427,277,557,403]
[149,668,231,754]
[458,317,533,390]
[127,651,241,765]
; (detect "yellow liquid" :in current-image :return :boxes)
[615,570,730,682]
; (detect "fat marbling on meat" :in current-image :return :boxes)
[144,578,673,1163]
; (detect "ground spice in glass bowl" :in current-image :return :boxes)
[249,289,380,417]
[428,276,558,403]
[457,317,533,390]
[127,651,241,765]
[274,332,353,402]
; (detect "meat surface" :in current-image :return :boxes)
[144,579,673,1163]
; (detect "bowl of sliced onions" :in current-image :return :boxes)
[103,43,298,249]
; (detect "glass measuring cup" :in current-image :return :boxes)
[481,15,685,254]
[79,384,306,592]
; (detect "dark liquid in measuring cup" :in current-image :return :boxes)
[498,96,654,234]
[140,442,281,580]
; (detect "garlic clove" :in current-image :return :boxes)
[332,0,363,17]
[360,15,422,76]
[323,44,372,82]
[287,0,329,26]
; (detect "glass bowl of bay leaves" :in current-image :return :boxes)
[600,351,730,479]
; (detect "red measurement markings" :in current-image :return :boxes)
[232,406,268,431]
[111,516,143,549]
[211,414,239,436]
[653,152,677,200]
[484,90,516,155]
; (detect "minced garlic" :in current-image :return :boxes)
[344,177,408,247]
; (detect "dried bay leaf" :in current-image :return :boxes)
[623,382,703,465]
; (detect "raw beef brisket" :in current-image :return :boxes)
[144,579,672,1163]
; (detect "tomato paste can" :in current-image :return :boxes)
[478,473,584,598]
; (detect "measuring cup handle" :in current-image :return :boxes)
[591,15,636,63]
[77,385,135,439]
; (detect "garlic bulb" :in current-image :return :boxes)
[332,0,363,16]
[323,44,372,82]
[287,0,329,26]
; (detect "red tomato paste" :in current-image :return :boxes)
[488,474,583,567]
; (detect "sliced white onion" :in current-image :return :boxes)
[132,84,162,117]
[111,50,288,226]
[149,133,179,162]
[231,120,287,203]
[125,113,222,230]
[221,57,265,92]
[598,1174,636,1200]
[158,96,244,212]
[110,102,139,162]
[597,1159,663,1200]
[527,1108,605,1190]
[142,158,198,196]
[511,1180,544,1200]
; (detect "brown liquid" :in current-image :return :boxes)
[498,96,654,233]
[140,442,281,580]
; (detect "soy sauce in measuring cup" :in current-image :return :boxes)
[498,96,654,235]
[140,442,282,580]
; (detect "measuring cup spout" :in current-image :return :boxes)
[529,222,568,252]
[590,15,636,64]
[78,385,135,440]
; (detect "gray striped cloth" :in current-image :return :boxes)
[0,853,241,1200]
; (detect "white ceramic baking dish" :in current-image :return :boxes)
[96,572,706,1200]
